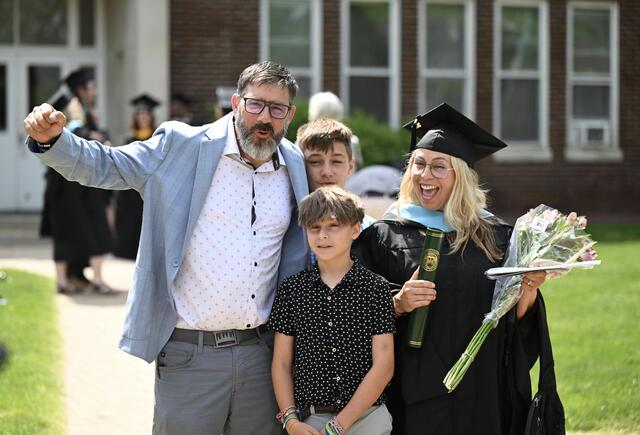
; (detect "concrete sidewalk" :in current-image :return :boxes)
[0,214,153,434]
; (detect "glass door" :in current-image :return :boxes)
[0,59,17,210]
[15,61,64,210]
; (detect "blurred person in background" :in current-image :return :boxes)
[170,93,194,125]
[39,68,114,294]
[113,94,160,260]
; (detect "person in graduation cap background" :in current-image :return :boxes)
[352,103,555,435]
[40,67,114,294]
[113,94,160,260]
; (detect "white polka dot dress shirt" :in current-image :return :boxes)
[173,120,294,331]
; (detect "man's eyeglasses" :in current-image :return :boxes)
[411,160,454,179]
[242,97,291,119]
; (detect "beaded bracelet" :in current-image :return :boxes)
[276,406,298,422]
[324,416,345,435]
[283,413,300,430]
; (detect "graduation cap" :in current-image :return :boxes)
[403,103,507,168]
[130,93,160,111]
[63,68,93,93]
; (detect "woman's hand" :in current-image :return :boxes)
[516,270,546,319]
[394,267,437,315]
[285,419,321,435]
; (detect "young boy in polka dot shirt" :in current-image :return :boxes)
[269,186,395,435]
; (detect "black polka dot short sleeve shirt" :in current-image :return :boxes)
[268,258,395,411]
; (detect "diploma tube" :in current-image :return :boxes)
[407,228,444,348]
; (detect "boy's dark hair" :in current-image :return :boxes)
[297,118,353,160]
[298,185,365,228]
[237,61,298,103]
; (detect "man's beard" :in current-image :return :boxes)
[236,111,288,162]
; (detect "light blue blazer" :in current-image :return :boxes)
[32,114,310,362]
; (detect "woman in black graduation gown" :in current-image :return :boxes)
[352,103,551,435]
[113,94,159,260]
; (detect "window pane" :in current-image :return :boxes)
[0,0,13,44]
[573,85,609,119]
[350,2,389,67]
[501,6,538,71]
[501,79,538,141]
[20,0,67,45]
[0,65,6,130]
[350,76,388,123]
[573,9,610,74]
[270,0,310,67]
[79,0,95,47]
[28,66,61,112]
[425,78,464,112]
[426,4,465,69]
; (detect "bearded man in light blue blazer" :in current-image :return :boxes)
[24,61,309,435]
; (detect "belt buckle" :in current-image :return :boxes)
[213,330,238,348]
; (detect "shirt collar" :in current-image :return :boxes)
[309,257,361,289]
[224,116,286,172]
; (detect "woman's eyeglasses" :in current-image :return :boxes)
[411,160,454,178]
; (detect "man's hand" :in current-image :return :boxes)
[24,103,67,145]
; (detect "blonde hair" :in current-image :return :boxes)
[299,185,364,228]
[397,152,503,261]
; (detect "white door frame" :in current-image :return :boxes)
[0,0,105,212]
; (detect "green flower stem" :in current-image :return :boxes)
[443,319,495,392]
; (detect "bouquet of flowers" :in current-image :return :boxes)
[443,204,599,393]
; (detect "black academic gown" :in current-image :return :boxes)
[113,134,146,260]
[352,215,542,435]
[40,108,113,262]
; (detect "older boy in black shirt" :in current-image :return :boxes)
[269,186,395,435]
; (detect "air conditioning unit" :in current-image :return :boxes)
[571,120,611,148]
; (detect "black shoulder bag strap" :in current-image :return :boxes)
[525,296,566,435]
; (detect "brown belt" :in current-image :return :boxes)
[170,325,267,348]
[300,405,338,421]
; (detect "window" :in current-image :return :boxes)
[261,0,321,99]
[0,0,13,44]
[566,2,620,161]
[419,0,474,116]
[79,0,96,47]
[342,0,400,126]
[28,66,61,111]
[20,0,67,45]
[494,1,549,162]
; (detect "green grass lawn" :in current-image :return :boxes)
[0,269,65,434]
[542,222,640,432]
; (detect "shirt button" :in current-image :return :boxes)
[246,324,251,328]
[332,347,337,353]
[251,294,255,299]
[336,399,341,404]
[254,262,258,267]
[336,376,341,381]
[328,321,333,326]
[253,231,256,236]
[327,296,331,301]
[172,259,179,267]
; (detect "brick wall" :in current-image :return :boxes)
[170,0,259,124]
[476,0,640,218]
[168,0,639,218]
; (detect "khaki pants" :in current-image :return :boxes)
[303,404,392,435]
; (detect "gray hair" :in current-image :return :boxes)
[308,92,344,121]
[236,61,298,103]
